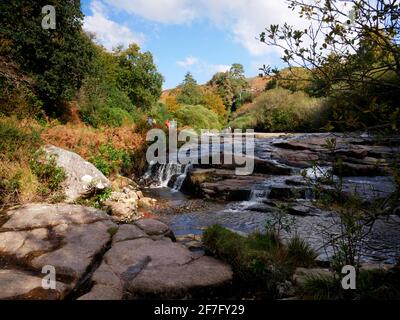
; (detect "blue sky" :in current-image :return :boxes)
[81,0,307,89]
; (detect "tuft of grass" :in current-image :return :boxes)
[286,235,317,268]
[297,275,343,300]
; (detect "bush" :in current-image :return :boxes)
[203,225,297,298]
[174,105,222,131]
[229,88,331,132]
[30,152,66,198]
[0,117,66,206]
[90,143,131,176]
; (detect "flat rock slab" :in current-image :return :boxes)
[0,203,116,297]
[80,233,232,299]
[113,224,148,243]
[135,218,173,238]
[31,220,115,281]
[0,269,69,300]
[0,228,51,259]
[128,256,233,299]
[1,203,110,231]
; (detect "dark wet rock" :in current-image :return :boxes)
[272,141,310,150]
[333,162,386,176]
[272,148,319,168]
[182,168,270,201]
[288,205,311,216]
[269,186,312,200]
[285,177,307,186]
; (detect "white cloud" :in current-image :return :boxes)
[84,1,144,51]
[177,56,199,67]
[104,0,197,24]
[101,0,310,56]
[177,57,230,74]
[210,64,231,73]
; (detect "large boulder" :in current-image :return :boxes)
[44,145,110,202]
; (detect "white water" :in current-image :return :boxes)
[143,162,191,191]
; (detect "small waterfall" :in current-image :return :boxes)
[249,188,267,202]
[172,164,192,191]
[142,162,191,191]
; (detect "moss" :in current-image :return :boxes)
[107,226,119,237]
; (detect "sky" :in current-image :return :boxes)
[81,0,309,89]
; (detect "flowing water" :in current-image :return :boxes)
[143,133,400,264]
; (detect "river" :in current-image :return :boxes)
[143,133,400,265]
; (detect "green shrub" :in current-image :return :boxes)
[97,107,133,128]
[90,143,131,176]
[30,154,66,193]
[174,104,222,131]
[75,187,112,209]
[0,118,45,206]
[229,88,330,132]
[203,225,292,297]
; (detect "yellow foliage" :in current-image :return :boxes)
[165,95,182,113]
[201,88,227,120]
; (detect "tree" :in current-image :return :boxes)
[176,72,203,105]
[115,44,163,110]
[260,0,400,131]
[230,63,245,79]
[201,88,227,120]
[208,64,249,112]
[0,0,94,112]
